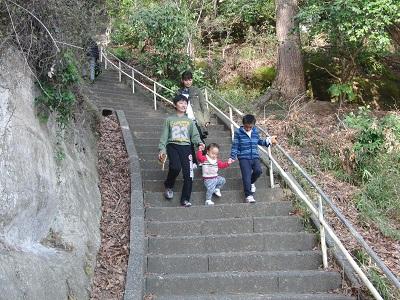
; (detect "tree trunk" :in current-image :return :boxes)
[258,0,306,106]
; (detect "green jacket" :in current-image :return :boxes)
[178,86,210,129]
[158,115,202,154]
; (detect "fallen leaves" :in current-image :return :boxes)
[90,115,130,300]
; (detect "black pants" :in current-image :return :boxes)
[191,121,207,164]
[239,158,263,197]
[165,144,193,203]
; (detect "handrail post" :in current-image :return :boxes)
[118,61,122,82]
[153,82,157,110]
[268,147,274,188]
[104,53,108,70]
[132,69,135,94]
[319,194,328,269]
[204,88,209,110]
[229,106,234,141]
[100,46,103,63]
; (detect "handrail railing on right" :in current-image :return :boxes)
[205,87,400,294]
[99,47,399,299]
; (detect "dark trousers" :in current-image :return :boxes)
[239,158,263,197]
[165,144,193,203]
[191,121,207,164]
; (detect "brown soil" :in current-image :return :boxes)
[90,115,130,300]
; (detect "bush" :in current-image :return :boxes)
[252,66,276,89]
[111,47,132,62]
[345,108,400,239]
[35,51,80,127]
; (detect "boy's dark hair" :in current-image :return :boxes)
[173,94,188,105]
[242,114,256,125]
[206,143,220,151]
[181,70,193,81]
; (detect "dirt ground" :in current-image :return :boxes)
[257,101,400,279]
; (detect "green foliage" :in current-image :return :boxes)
[328,83,356,103]
[299,0,400,105]
[216,84,261,113]
[251,66,276,89]
[110,47,132,62]
[112,2,194,79]
[35,51,80,128]
[299,0,400,53]
[353,249,400,299]
[218,0,275,40]
[345,108,400,240]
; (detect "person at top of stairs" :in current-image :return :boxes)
[158,94,205,207]
[196,143,235,206]
[177,70,211,139]
[178,70,210,167]
[230,114,277,203]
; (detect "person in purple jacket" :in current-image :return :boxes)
[229,114,277,203]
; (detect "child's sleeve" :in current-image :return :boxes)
[158,118,170,154]
[230,129,239,159]
[217,160,230,169]
[196,149,207,163]
[190,121,202,145]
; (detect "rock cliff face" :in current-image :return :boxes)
[0,47,101,299]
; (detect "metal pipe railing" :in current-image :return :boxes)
[206,86,400,291]
[98,47,399,298]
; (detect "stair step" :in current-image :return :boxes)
[143,177,269,192]
[146,216,302,237]
[132,130,228,139]
[145,270,341,295]
[141,167,244,180]
[137,150,233,160]
[133,131,228,142]
[146,202,292,222]
[153,293,355,300]
[147,232,316,255]
[146,251,322,274]
[144,187,281,206]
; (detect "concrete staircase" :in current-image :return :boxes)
[89,69,354,300]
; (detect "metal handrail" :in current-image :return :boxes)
[99,47,399,299]
[206,87,400,292]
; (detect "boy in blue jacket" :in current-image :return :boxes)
[229,114,277,203]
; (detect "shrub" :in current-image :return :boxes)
[35,51,80,127]
[345,108,400,239]
[111,47,132,62]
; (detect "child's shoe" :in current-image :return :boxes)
[214,188,222,197]
[164,188,174,200]
[205,199,214,206]
[251,184,256,193]
[245,195,256,203]
[181,200,192,207]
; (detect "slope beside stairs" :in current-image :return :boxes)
[88,69,355,300]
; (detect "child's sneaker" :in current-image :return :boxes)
[251,184,256,193]
[164,188,173,200]
[205,199,214,206]
[245,195,256,203]
[181,200,192,207]
[214,188,222,197]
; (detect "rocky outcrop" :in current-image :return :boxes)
[0,47,101,299]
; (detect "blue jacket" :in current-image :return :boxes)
[230,126,271,160]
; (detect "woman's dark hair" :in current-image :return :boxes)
[206,143,220,151]
[181,70,193,81]
[242,114,256,125]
